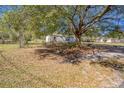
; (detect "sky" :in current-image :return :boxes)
[0,6,13,16]
[0,5,19,17]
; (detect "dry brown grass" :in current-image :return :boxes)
[0,48,123,88]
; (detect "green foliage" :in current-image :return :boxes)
[106,25,124,39]
[84,27,101,38]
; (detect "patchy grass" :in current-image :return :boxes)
[93,42,124,47]
[0,44,19,51]
[0,43,43,51]
[0,47,123,88]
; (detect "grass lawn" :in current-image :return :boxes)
[0,44,124,87]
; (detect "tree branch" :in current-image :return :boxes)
[81,5,111,33]
[84,6,111,29]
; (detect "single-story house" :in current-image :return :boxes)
[45,34,76,43]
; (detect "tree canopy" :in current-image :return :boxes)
[0,5,124,47]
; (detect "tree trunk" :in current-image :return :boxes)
[74,29,82,47]
[19,31,25,48]
[1,32,5,44]
[75,34,82,47]
[77,36,81,47]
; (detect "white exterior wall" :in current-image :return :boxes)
[46,35,77,43]
[106,38,112,43]
[46,35,66,43]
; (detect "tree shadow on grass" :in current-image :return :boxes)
[34,48,83,65]
[35,48,64,56]
[90,59,124,72]
[92,45,124,54]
